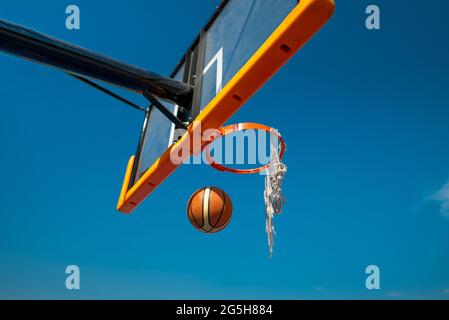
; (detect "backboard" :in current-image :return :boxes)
[117,0,335,213]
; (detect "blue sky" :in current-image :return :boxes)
[1,0,449,299]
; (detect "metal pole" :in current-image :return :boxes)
[0,19,193,107]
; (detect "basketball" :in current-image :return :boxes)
[187,187,233,233]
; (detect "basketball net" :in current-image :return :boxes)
[204,123,287,258]
[264,129,287,258]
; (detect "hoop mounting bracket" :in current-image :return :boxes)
[143,90,188,130]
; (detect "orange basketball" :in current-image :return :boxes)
[187,187,233,233]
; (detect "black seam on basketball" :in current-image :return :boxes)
[211,188,226,229]
[189,189,204,228]
[188,204,193,225]
[188,203,200,229]
[224,191,232,226]
[221,215,231,229]
[222,194,232,227]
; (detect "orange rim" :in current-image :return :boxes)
[204,123,286,174]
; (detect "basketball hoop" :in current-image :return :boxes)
[204,122,287,258]
[203,122,286,174]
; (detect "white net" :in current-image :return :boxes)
[264,129,287,258]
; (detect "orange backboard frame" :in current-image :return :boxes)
[117,0,335,213]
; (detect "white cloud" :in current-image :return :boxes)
[442,288,449,294]
[312,286,327,293]
[429,181,449,218]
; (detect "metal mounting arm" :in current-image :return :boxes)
[143,90,188,130]
[0,19,193,106]
[69,74,148,113]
